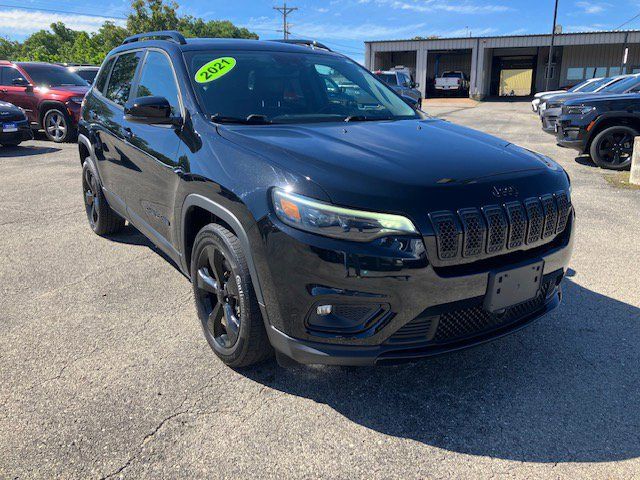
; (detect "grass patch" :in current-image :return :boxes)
[604,171,640,190]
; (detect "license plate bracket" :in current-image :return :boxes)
[484,260,544,313]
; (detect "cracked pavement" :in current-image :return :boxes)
[1,102,640,479]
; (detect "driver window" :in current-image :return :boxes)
[135,51,181,116]
[1,67,27,86]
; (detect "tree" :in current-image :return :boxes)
[3,0,257,65]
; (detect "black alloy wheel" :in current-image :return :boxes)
[195,244,242,351]
[83,165,100,230]
[191,224,272,367]
[591,126,637,170]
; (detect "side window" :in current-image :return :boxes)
[134,51,180,115]
[94,57,115,93]
[105,51,143,107]
[1,67,27,86]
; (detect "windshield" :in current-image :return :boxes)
[579,77,611,92]
[601,76,640,94]
[19,64,87,87]
[187,51,418,124]
[74,69,98,83]
[375,73,397,85]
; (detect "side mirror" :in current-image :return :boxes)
[12,78,32,91]
[124,96,176,125]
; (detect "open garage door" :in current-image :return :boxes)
[499,69,533,96]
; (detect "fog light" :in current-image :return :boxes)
[316,305,332,316]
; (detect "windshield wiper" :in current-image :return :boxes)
[344,115,392,122]
[210,113,271,125]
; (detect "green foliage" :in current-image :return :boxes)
[1,0,257,64]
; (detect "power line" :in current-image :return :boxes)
[0,3,126,20]
[617,11,640,30]
[273,2,297,40]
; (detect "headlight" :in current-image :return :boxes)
[539,102,547,111]
[272,188,418,241]
[564,105,595,115]
[70,96,85,104]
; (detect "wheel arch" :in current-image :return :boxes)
[586,114,640,153]
[38,101,68,128]
[180,194,265,306]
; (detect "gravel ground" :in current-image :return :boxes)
[1,102,639,479]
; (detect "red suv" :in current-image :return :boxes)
[0,61,89,142]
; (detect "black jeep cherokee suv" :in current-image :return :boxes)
[556,93,640,170]
[78,31,574,367]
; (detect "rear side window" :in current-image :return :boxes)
[94,57,115,93]
[105,51,143,106]
[134,51,181,115]
[1,67,27,86]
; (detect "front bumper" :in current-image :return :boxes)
[556,114,591,153]
[541,107,561,134]
[256,210,575,366]
[0,120,33,143]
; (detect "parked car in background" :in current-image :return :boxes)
[539,75,640,134]
[0,100,32,146]
[68,66,100,85]
[531,77,603,112]
[79,31,573,368]
[374,67,421,108]
[435,71,469,95]
[0,61,89,142]
[556,93,640,170]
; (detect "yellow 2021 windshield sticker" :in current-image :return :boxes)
[195,57,236,83]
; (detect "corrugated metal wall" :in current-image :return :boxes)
[560,44,637,84]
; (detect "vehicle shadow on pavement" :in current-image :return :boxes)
[0,145,60,157]
[246,274,640,463]
[574,155,598,168]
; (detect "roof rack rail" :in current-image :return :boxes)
[270,39,332,52]
[122,30,187,45]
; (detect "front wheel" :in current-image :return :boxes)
[43,108,75,143]
[82,160,125,235]
[590,125,637,170]
[191,224,272,368]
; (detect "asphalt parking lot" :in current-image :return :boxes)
[1,101,640,479]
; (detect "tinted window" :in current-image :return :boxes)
[76,69,98,83]
[94,57,115,93]
[18,64,86,87]
[0,67,27,86]
[135,51,180,115]
[443,72,462,78]
[187,51,417,123]
[602,76,640,94]
[581,77,611,92]
[105,52,143,107]
[398,73,410,86]
[375,73,397,85]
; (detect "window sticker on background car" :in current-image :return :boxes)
[195,57,236,83]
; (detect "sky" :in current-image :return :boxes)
[1,0,640,64]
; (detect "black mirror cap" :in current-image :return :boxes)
[124,96,175,124]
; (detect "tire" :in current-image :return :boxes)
[82,160,125,235]
[43,108,76,143]
[191,224,272,368]
[590,125,637,170]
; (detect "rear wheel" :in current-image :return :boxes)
[191,224,272,368]
[590,125,637,170]
[82,160,125,235]
[43,108,75,143]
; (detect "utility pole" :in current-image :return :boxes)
[545,0,559,91]
[273,2,298,40]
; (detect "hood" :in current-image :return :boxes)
[564,93,640,106]
[34,85,88,96]
[535,89,564,98]
[0,101,21,112]
[218,118,566,214]
[544,92,606,107]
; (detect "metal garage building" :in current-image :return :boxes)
[365,30,640,99]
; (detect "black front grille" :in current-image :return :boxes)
[429,212,459,259]
[429,191,570,262]
[433,281,552,343]
[386,315,435,344]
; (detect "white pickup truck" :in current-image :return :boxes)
[435,71,470,94]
